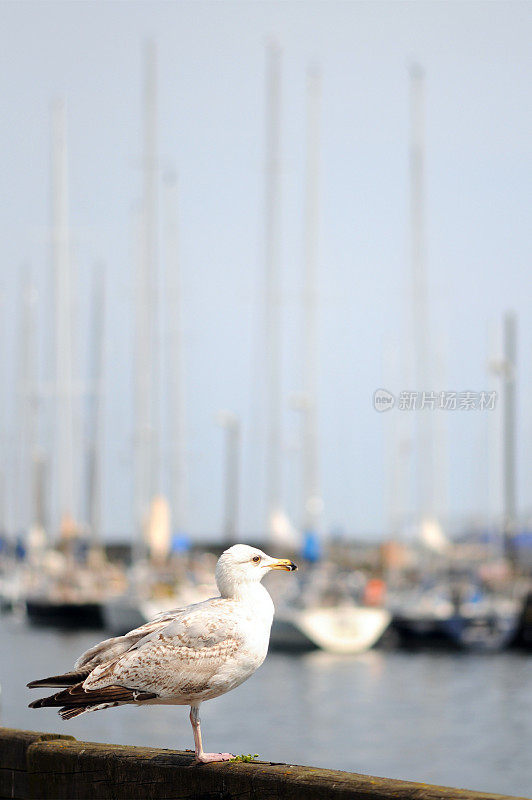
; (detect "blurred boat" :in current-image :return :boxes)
[271,605,391,654]
[25,567,126,630]
[0,568,26,613]
[24,544,127,630]
[391,584,521,652]
[268,561,390,654]
[443,595,520,651]
[103,550,218,636]
[25,597,104,629]
[513,590,532,651]
[103,584,212,636]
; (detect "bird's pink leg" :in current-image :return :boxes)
[189,705,233,764]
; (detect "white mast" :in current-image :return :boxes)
[85,266,105,547]
[502,311,517,564]
[133,202,148,546]
[144,40,160,499]
[51,98,75,537]
[264,41,283,538]
[487,321,503,526]
[301,64,322,537]
[164,171,187,537]
[135,41,159,543]
[217,411,240,544]
[409,64,434,523]
[16,270,39,534]
[384,341,411,539]
[488,313,517,563]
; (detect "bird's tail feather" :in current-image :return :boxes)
[58,702,129,720]
[59,706,92,720]
[27,670,91,689]
[28,681,158,718]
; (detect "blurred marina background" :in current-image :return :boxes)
[0,2,531,796]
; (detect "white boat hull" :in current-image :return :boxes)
[271,606,391,654]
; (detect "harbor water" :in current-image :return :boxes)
[0,615,530,797]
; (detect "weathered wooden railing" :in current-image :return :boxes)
[0,728,527,800]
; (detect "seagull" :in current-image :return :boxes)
[28,544,297,763]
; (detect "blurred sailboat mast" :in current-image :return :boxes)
[217,411,240,544]
[502,311,517,565]
[16,271,40,535]
[135,41,160,549]
[85,266,105,549]
[51,98,76,538]
[164,171,187,538]
[264,42,282,538]
[409,65,434,523]
[144,40,160,498]
[301,64,322,538]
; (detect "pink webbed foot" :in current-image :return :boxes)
[194,752,234,764]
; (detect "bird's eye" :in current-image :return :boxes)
[252,555,261,563]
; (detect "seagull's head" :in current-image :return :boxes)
[215,544,297,597]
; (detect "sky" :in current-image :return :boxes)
[1,1,532,542]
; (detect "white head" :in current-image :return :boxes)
[215,544,297,598]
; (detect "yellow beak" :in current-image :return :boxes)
[270,558,298,572]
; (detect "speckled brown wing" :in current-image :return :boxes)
[74,605,193,670]
[83,599,245,701]
[27,611,192,692]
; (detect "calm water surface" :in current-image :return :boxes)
[0,615,530,797]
